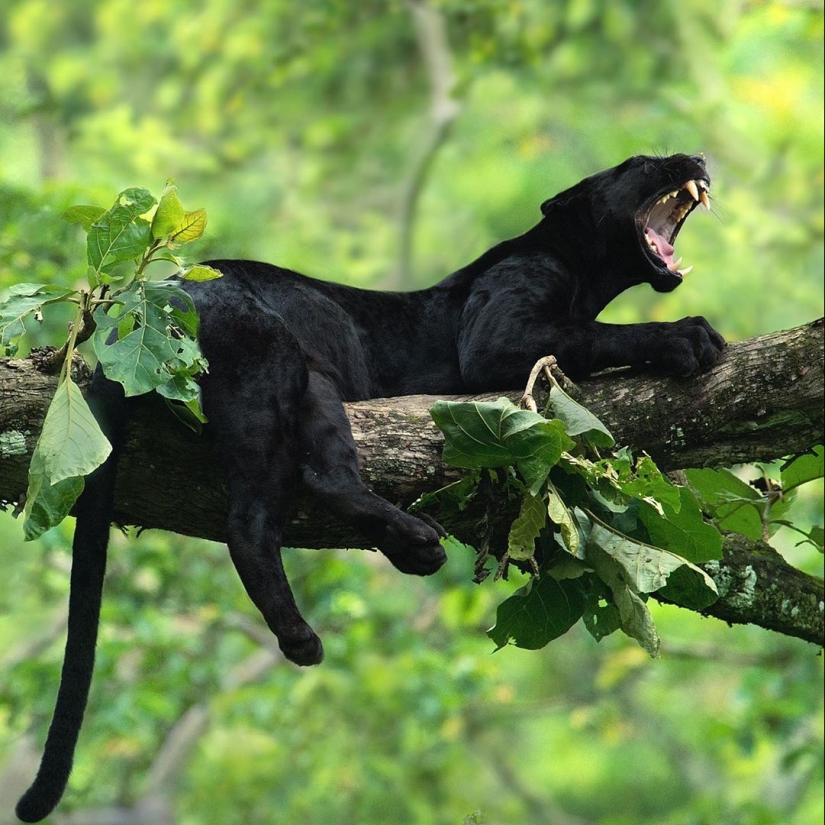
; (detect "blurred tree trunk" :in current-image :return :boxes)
[394,0,461,288]
[0,320,822,644]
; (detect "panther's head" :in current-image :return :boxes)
[542,153,711,294]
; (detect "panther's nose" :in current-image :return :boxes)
[690,154,706,167]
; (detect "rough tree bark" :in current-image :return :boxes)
[0,320,823,645]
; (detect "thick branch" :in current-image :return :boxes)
[0,320,822,644]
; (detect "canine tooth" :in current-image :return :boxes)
[668,257,683,272]
[684,180,699,201]
[678,265,694,276]
[699,191,711,210]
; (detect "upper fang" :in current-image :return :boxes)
[684,180,700,201]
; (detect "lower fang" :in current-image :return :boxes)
[700,191,711,210]
[678,265,694,276]
[668,257,683,272]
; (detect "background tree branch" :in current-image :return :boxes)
[1,319,822,645]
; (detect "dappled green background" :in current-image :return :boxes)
[0,1,822,823]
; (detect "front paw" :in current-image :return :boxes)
[655,316,725,376]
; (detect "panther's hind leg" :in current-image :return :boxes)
[198,311,323,666]
[297,370,447,576]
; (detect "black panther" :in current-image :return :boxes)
[16,153,724,821]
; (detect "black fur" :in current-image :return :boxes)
[16,154,724,821]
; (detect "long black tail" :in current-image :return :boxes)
[16,372,127,823]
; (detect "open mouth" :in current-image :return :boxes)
[640,177,711,280]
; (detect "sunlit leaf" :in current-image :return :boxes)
[170,209,207,244]
[152,183,186,239]
[180,264,223,282]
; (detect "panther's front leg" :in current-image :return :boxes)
[460,314,725,387]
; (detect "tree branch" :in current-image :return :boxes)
[0,320,822,644]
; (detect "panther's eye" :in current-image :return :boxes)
[640,177,710,280]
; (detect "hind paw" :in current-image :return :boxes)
[280,628,324,666]
[380,517,448,576]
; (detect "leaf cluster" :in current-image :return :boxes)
[0,182,220,540]
[429,387,710,657]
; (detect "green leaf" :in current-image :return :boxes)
[179,264,223,282]
[488,575,586,650]
[95,322,176,396]
[118,188,157,216]
[431,398,574,492]
[35,378,112,483]
[22,377,110,539]
[611,453,681,512]
[586,513,718,615]
[585,542,660,656]
[151,183,186,239]
[87,208,153,274]
[507,493,546,561]
[170,209,207,244]
[582,586,622,642]
[684,468,763,541]
[93,280,204,397]
[156,371,201,404]
[638,487,724,564]
[0,285,76,346]
[546,480,581,556]
[548,385,614,447]
[163,397,207,432]
[588,519,684,593]
[657,564,720,610]
[7,283,74,298]
[63,205,106,230]
[23,474,85,541]
[780,446,824,493]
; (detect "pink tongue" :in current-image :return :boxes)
[645,227,675,265]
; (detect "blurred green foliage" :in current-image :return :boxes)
[0,1,822,823]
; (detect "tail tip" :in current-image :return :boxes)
[16,785,60,823]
